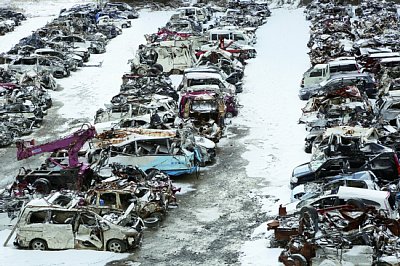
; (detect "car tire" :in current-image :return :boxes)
[107,239,127,253]
[149,211,164,222]
[289,254,307,266]
[162,113,172,123]
[153,63,163,73]
[143,217,159,228]
[31,239,47,250]
[299,206,318,235]
[304,143,312,154]
[33,178,51,194]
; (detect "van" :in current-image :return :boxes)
[130,40,197,75]
[208,28,253,46]
[176,7,208,23]
[300,59,360,88]
[13,200,143,252]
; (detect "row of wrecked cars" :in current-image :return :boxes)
[0,1,269,253]
[0,7,26,36]
[268,0,400,265]
[0,2,139,147]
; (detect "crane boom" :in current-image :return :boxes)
[16,124,97,168]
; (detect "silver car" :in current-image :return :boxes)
[8,56,68,78]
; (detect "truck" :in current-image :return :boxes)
[14,124,97,193]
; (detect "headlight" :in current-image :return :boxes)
[290,175,298,184]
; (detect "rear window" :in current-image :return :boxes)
[330,64,358,73]
[309,69,323,77]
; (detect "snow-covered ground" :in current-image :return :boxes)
[0,1,311,265]
[0,1,173,265]
[238,8,310,265]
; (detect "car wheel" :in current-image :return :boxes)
[153,63,163,73]
[136,67,147,75]
[107,239,127,253]
[149,211,164,222]
[33,178,51,194]
[225,112,233,118]
[304,143,312,154]
[31,239,47,250]
[289,254,307,266]
[162,113,172,123]
[10,129,21,138]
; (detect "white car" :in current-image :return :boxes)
[97,15,131,29]
[8,56,68,78]
[286,186,397,219]
[13,199,143,252]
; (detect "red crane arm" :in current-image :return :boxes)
[16,124,97,168]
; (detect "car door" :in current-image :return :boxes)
[45,210,75,249]
[18,210,49,245]
[75,211,103,249]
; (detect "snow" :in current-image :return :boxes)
[238,7,311,265]
[55,10,174,123]
[0,1,172,265]
[1,0,315,265]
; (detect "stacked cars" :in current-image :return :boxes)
[0,3,139,147]
[269,1,400,265]
[1,1,270,254]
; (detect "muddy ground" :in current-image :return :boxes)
[0,97,268,266]
[108,126,268,266]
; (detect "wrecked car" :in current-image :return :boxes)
[13,200,143,252]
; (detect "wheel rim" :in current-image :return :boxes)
[32,241,45,250]
[137,68,146,75]
[109,241,122,252]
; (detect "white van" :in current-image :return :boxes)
[13,200,143,252]
[301,59,360,88]
[208,28,253,46]
[176,7,208,23]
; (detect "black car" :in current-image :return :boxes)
[299,73,377,100]
[290,152,400,189]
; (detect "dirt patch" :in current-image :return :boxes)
[105,124,268,265]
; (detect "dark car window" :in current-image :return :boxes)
[309,69,323,77]
[21,58,37,65]
[311,196,341,208]
[119,193,135,210]
[388,103,400,110]
[330,64,358,73]
[99,192,117,207]
[50,210,76,224]
[28,211,48,224]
